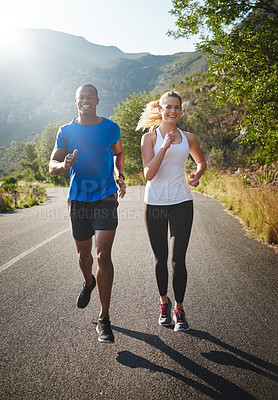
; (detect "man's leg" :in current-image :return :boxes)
[74,237,96,309]
[74,237,94,287]
[94,230,116,319]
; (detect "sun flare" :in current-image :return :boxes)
[0,27,24,54]
[0,5,27,56]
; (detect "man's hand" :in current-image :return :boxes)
[117,177,126,198]
[63,149,78,170]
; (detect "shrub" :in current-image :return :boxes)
[1,176,18,193]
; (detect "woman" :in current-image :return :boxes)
[138,91,207,332]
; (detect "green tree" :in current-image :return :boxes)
[111,92,159,175]
[173,73,244,167]
[0,141,25,177]
[21,142,38,171]
[169,0,278,165]
[168,1,277,40]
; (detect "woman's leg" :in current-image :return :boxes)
[169,201,193,308]
[145,204,169,301]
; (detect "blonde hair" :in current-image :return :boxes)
[136,91,182,131]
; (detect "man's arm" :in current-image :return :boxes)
[112,140,124,175]
[49,148,78,176]
[112,140,126,198]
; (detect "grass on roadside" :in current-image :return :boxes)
[193,170,278,246]
[125,172,146,186]
[0,184,47,212]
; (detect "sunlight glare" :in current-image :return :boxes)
[0,26,25,56]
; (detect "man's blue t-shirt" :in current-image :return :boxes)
[55,117,120,202]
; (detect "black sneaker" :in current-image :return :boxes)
[158,297,172,326]
[96,317,114,343]
[77,275,96,308]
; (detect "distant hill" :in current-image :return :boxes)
[0,29,208,146]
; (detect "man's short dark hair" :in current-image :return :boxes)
[76,84,98,98]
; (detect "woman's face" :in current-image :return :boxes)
[159,96,181,124]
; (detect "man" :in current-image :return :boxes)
[49,84,126,343]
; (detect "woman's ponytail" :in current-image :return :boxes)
[136,100,162,131]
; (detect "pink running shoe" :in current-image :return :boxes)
[158,297,172,326]
[173,308,189,332]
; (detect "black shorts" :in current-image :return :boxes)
[70,193,118,241]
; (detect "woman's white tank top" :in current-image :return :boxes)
[144,128,193,205]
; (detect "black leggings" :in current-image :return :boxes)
[145,201,193,304]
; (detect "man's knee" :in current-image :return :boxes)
[78,251,92,265]
[96,249,112,268]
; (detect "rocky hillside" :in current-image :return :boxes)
[0,29,207,146]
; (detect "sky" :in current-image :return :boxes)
[0,0,199,55]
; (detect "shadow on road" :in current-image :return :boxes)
[112,325,278,400]
[189,329,278,376]
[116,350,223,399]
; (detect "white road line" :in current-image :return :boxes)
[0,228,71,273]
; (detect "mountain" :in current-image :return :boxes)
[0,29,208,146]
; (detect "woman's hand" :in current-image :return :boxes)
[189,173,200,187]
[162,131,175,150]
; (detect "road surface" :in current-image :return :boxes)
[1,187,277,400]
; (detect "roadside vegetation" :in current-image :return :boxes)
[0,176,47,212]
[191,168,278,247]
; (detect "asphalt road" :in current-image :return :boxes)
[1,187,277,400]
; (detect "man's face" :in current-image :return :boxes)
[75,86,99,115]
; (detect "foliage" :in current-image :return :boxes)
[125,172,146,186]
[173,73,244,168]
[111,92,159,175]
[169,1,277,39]
[0,183,47,211]
[0,141,25,178]
[169,0,278,166]
[21,139,44,181]
[1,176,18,193]
[0,122,68,185]
[0,189,13,211]
[21,142,38,170]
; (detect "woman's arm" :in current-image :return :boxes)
[141,130,173,181]
[185,132,207,187]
